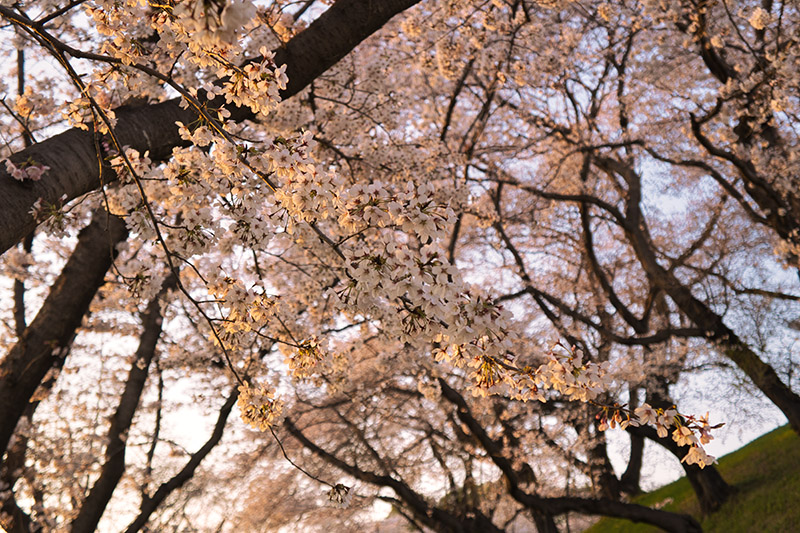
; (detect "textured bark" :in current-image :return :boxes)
[0,0,421,255]
[70,276,175,533]
[0,211,127,459]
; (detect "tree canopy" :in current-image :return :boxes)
[0,0,798,531]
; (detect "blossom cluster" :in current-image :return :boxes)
[326,483,353,509]
[285,338,327,380]
[434,341,719,467]
[3,159,49,182]
[597,403,719,468]
[121,109,725,466]
[0,0,732,472]
[237,382,284,432]
[172,0,257,46]
[215,49,288,117]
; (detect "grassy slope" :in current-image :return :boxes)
[586,425,800,532]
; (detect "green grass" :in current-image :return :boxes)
[586,425,800,532]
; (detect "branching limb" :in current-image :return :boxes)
[123,386,238,533]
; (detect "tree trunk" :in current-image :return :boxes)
[640,384,734,515]
[587,423,622,500]
[0,211,127,459]
[620,429,645,495]
[620,385,644,494]
[531,511,559,533]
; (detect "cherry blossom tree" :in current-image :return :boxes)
[1,0,798,531]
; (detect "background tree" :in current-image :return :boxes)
[1,0,798,531]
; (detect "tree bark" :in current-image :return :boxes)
[0,211,127,459]
[0,0,421,255]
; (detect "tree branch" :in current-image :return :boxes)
[436,378,702,533]
[70,274,176,533]
[283,417,501,533]
[0,0,421,254]
[123,386,238,533]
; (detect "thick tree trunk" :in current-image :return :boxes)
[0,212,127,460]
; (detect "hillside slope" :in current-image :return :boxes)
[586,425,800,532]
